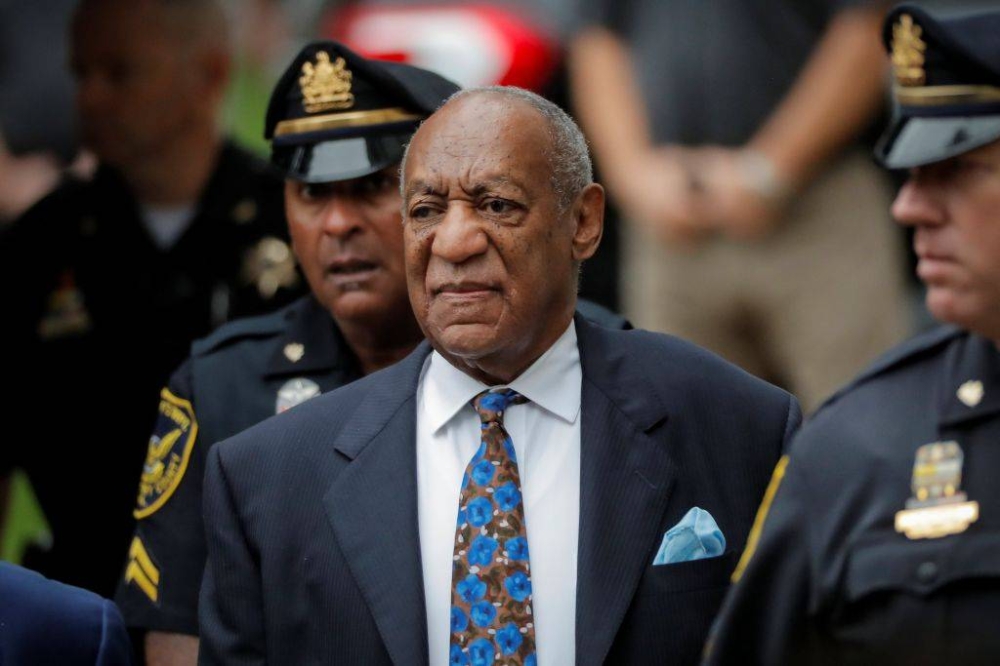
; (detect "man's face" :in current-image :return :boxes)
[70,0,202,168]
[402,94,602,383]
[285,168,413,331]
[892,139,1000,340]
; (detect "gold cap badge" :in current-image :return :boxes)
[892,14,927,87]
[299,51,354,113]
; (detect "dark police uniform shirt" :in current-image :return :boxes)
[115,295,357,634]
[704,326,1000,665]
[117,297,629,635]
[0,141,302,598]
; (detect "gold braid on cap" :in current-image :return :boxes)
[273,108,423,138]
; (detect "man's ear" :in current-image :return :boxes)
[197,46,232,106]
[571,183,605,262]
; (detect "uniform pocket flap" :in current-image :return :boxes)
[846,530,1000,602]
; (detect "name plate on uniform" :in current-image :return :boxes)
[895,501,980,539]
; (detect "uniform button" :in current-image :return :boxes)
[916,561,938,583]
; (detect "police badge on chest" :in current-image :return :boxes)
[895,441,980,539]
[276,377,321,414]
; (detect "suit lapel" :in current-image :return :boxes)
[323,343,432,666]
[574,317,677,665]
[321,320,679,664]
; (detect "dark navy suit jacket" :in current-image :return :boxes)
[0,562,132,665]
[199,315,800,665]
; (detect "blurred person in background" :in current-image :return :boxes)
[0,0,82,224]
[0,132,94,225]
[704,5,1000,662]
[0,0,303,598]
[113,41,459,666]
[222,0,297,156]
[569,0,910,412]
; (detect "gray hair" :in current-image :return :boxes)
[401,86,594,210]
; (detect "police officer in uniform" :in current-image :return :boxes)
[0,0,301,600]
[703,5,1000,664]
[115,41,629,664]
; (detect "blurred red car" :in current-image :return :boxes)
[324,2,559,92]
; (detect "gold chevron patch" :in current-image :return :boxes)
[124,536,161,603]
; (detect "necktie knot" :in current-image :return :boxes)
[472,388,527,425]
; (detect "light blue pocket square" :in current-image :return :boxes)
[653,507,726,565]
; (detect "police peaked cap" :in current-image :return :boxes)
[876,4,1000,169]
[266,41,460,183]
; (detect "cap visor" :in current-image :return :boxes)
[272,132,411,182]
[877,115,1000,169]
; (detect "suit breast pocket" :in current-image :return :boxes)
[645,550,739,594]
[606,551,739,664]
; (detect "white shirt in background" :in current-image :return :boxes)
[140,204,195,250]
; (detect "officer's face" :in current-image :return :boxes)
[285,167,414,332]
[70,0,205,168]
[402,94,603,384]
[893,139,1000,341]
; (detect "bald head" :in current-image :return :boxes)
[71,0,232,169]
[402,86,593,211]
[74,0,230,52]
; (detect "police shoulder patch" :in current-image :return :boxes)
[134,388,198,519]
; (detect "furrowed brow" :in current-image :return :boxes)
[404,180,444,200]
[464,176,524,198]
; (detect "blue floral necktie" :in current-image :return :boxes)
[449,388,537,666]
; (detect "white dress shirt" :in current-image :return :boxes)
[416,321,582,666]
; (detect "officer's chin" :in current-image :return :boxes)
[925,286,982,332]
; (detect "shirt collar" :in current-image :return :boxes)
[423,320,582,434]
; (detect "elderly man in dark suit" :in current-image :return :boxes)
[0,562,132,665]
[199,86,800,665]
